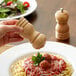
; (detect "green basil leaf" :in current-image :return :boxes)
[32,52,45,66]
[32,56,36,61]
[4,0,11,3]
[4,0,17,4]
[17,1,25,13]
[0,8,11,13]
[37,52,42,58]
[0,12,8,18]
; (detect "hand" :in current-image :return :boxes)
[0,20,23,46]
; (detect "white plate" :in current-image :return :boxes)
[0,41,76,76]
[0,0,37,21]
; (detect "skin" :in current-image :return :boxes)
[0,20,24,46]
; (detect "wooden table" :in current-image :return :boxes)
[1,0,76,53]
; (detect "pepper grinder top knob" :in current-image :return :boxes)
[55,8,69,24]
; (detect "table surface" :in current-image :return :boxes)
[0,0,76,53]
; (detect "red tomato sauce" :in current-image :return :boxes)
[24,54,66,76]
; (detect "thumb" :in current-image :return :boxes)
[2,25,23,33]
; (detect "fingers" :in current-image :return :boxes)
[0,19,24,46]
[0,20,18,25]
[3,33,23,45]
[0,25,23,39]
[8,36,23,43]
[2,25,23,33]
[8,33,23,43]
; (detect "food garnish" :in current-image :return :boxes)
[32,52,45,66]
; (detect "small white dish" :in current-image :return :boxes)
[0,41,76,76]
[0,0,37,21]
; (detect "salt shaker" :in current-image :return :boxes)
[55,8,70,40]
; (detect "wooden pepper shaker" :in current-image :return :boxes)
[16,17,46,49]
[55,8,70,40]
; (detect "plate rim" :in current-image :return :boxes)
[0,41,76,76]
[0,41,76,55]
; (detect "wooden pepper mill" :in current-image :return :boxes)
[55,8,70,40]
[16,17,46,49]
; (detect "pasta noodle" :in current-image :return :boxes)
[10,53,73,76]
